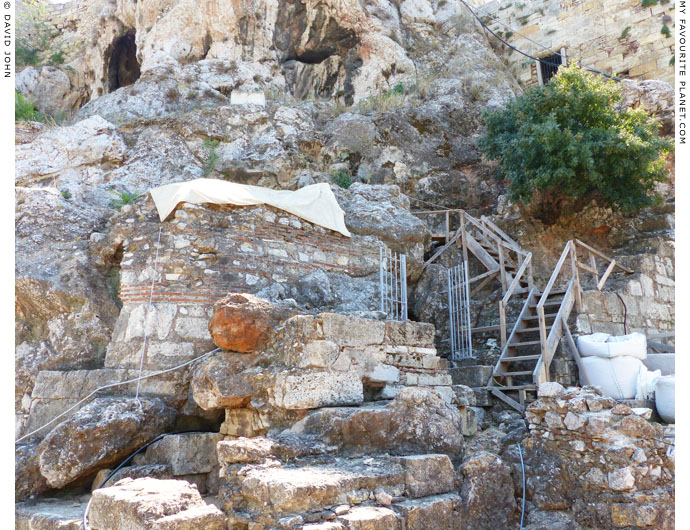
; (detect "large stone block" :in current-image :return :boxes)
[209,293,296,352]
[337,506,401,529]
[272,370,364,409]
[144,433,223,475]
[88,478,225,530]
[220,408,267,437]
[392,494,460,530]
[240,460,405,514]
[384,321,435,347]
[217,437,275,464]
[449,366,492,387]
[38,398,176,488]
[321,313,386,346]
[393,455,456,498]
[191,351,258,410]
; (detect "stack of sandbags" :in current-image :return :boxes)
[577,332,659,400]
[654,375,675,423]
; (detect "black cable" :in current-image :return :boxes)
[614,292,628,335]
[83,430,207,529]
[456,0,621,82]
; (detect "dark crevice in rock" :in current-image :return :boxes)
[107,31,141,93]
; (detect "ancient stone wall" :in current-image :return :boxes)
[474,0,675,85]
[105,197,383,371]
[504,382,675,528]
[576,241,674,336]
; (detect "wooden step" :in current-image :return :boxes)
[516,326,552,333]
[501,355,542,362]
[489,384,537,391]
[523,313,559,321]
[494,370,534,376]
[509,340,541,347]
[528,300,562,308]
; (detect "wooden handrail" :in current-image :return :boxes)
[481,215,520,249]
[574,239,633,274]
[537,241,573,311]
[499,252,532,347]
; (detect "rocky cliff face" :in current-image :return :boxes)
[15,0,675,528]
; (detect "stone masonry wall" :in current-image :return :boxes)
[576,242,674,336]
[474,0,675,85]
[504,382,675,529]
[104,197,382,371]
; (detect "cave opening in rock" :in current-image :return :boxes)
[108,31,141,92]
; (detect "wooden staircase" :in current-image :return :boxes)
[413,209,634,412]
[490,240,633,411]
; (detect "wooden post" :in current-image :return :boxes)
[570,241,583,313]
[498,243,507,294]
[445,211,450,244]
[461,212,469,265]
[589,251,598,285]
[499,300,507,349]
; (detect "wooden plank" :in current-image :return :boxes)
[502,253,532,305]
[480,215,521,249]
[562,318,589,386]
[574,239,634,274]
[470,271,499,297]
[576,262,598,274]
[466,233,500,271]
[570,243,583,312]
[469,268,500,285]
[412,209,463,216]
[589,251,599,284]
[498,244,507,294]
[461,213,469,265]
[490,388,525,412]
[648,341,675,353]
[499,301,507,349]
[537,241,572,311]
[597,260,617,291]
[422,226,463,270]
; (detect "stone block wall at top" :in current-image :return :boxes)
[474,0,675,84]
[104,197,382,371]
[576,241,675,336]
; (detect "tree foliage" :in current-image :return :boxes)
[478,65,671,221]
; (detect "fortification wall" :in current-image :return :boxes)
[104,197,383,371]
[474,0,675,85]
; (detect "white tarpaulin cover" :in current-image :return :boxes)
[149,179,351,237]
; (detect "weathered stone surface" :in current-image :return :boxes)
[38,398,176,488]
[457,452,519,530]
[217,437,276,464]
[15,65,81,116]
[538,382,565,398]
[272,370,364,409]
[93,464,174,491]
[337,506,401,529]
[15,442,49,501]
[144,433,223,475]
[209,293,296,353]
[393,455,456,498]
[191,351,258,410]
[220,408,267,437]
[240,459,405,514]
[88,478,225,530]
[392,494,460,530]
[291,388,464,458]
[15,498,88,530]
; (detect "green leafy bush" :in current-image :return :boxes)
[331,169,352,189]
[109,190,141,209]
[203,138,220,176]
[15,91,42,122]
[478,65,671,222]
[16,0,60,67]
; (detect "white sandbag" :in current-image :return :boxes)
[580,356,642,400]
[654,375,675,424]
[577,332,647,360]
[635,363,662,400]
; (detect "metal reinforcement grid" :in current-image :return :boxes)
[379,246,408,321]
[448,260,473,361]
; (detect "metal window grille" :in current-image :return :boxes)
[447,260,473,360]
[379,247,408,321]
[539,53,562,85]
